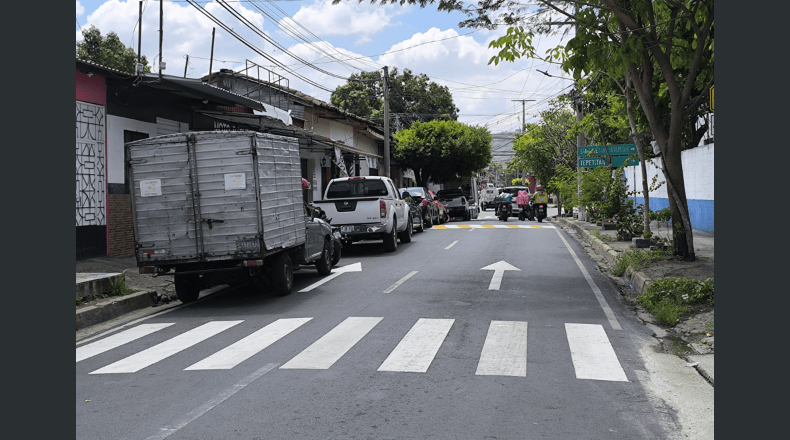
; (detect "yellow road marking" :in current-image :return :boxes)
[457,225,471,229]
[434,225,447,229]
[506,225,520,228]
[481,225,496,228]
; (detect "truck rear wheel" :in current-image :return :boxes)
[271,252,294,296]
[315,238,332,275]
[174,272,200,303]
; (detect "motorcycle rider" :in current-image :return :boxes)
[516,189,532,221]
[532,187,549,221]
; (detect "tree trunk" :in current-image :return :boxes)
[623,69,650,235]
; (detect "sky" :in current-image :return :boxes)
[76,0,577,133]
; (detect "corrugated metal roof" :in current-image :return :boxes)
[197,110,382,159]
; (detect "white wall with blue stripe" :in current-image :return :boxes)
[624,143,714,232]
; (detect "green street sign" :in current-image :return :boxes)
[578,156,639,168]
[578,144,637,157]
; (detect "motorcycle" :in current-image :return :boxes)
[518,203,534,221]
[498,201,511,221]
[534,202,546,222]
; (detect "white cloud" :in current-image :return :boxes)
[287,0,403,43]
[76,1,85,17]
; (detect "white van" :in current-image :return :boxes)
[480,187,500,211]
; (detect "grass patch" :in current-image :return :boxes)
[637,277,714,326]
[76,271,138,310]
[592,231,615,242]
[612,247,672,276]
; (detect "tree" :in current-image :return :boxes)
[77,25,151,74]
[350,1,713,261]
[393,120,492,187]
[331,68,459,130]
[508,98,578,212]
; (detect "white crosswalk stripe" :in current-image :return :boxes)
[185,318,312,370]
[475,321,528,377]
[80,319,628,381]
[76,323,174,363]
[378,319,454,373]
[89,321,243,374]
[280,317,382,370]
[565,323,628,382]
[432,224,555,229]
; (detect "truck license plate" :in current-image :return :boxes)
[236,239,260,252]
[340,226,355,233]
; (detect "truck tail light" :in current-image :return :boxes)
[243,260,264,267]
[380,200,387,218]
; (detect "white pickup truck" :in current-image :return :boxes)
[312,176,412,252]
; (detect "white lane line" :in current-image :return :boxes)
[555,229,622,330]
[89,321,243,374]
[444,240,459,250]
[475,321,528,377]
[378,318,454,373]
[383,271,419,293]
[77,323,175,363]
[565,323,628,382]
[144,363,278,440]
[184,318,312,370]
[280,317,382,369]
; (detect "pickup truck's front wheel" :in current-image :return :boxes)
[383,220,398,252]
[271,252,294,296]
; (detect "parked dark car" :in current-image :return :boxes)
[400,190,427,233]
[435,188,471,221]
[400,186,441,227]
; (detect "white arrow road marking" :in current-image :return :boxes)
[299,262,362,292]
[444,240,459,250]
[480,260,521,290]
[565,323,628,381]
[383,271,419,293]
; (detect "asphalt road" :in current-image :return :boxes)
[76,210,672,439]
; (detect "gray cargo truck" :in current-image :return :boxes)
[126,131,336,302]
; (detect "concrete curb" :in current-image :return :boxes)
[552,217,654,294]
[76,289,156,330]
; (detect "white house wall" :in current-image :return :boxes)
[625,143,714,232]
[106,115,158,185]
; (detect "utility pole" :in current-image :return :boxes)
[382,66,391,178]
[208,28,215,84]
[511,99,534,134]
[184,55,189,77]
[574,82,585,221]
[158,0,163,79]
[137,1,142,75]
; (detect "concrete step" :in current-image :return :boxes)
[76,272,122,300]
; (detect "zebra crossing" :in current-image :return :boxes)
[432,224,555,229]
[77,318,628,382]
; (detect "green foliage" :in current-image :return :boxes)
[612,247,671,277]
[77,26,151,74]
[638,277,715,325]
[331,68,458,130]
[76,290,82,308]
[394,120,492,186]
[548,165,577,213]
[109,270,133,297]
